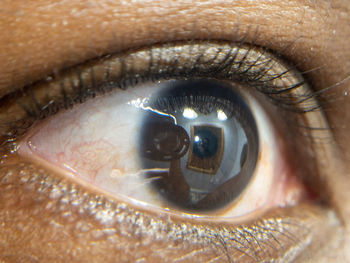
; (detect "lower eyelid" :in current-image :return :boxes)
[0,159,340,262]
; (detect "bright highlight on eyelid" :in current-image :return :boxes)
[18,79,306,219]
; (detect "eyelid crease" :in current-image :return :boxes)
[0,40,320,142]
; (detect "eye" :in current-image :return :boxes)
[2,41,323,220]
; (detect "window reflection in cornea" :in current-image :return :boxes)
[0,40,343,262]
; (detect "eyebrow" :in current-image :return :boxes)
[0,0,347,98]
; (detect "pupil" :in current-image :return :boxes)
[138,79,259,211]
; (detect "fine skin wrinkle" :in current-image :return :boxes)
[0,0,350,262]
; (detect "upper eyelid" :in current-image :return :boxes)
[0,0,338,98]
[0,26,278,95]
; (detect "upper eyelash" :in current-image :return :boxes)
[0,40,319,143]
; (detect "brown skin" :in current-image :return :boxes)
[0,0,350,262]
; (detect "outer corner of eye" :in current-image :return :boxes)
[15,73,310,223]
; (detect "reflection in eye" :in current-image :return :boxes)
[7,41,323,220]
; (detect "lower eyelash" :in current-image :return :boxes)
[0,40,320,143]
[0,160,337,262]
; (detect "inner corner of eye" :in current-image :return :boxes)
[16,76,307,219]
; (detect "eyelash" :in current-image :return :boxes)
[0,40,319,143]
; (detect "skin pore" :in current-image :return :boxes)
[1,0,350,262]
